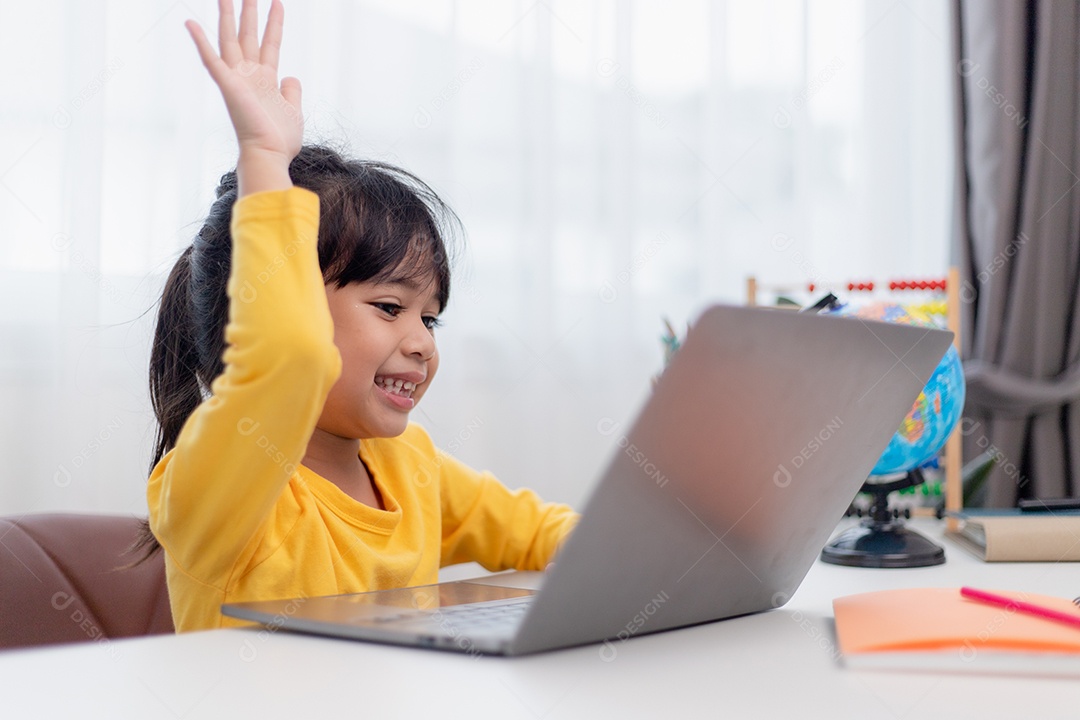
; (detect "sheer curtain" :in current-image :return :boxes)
[0,0,951,516]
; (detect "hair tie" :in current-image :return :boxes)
[215,171,238,199]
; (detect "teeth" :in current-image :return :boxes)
[375,376,417,398]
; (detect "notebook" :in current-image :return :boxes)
[834,587,1080,676]
[223,303,953,655]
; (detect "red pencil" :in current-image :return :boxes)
[960,586,1080,631]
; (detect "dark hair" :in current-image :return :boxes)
[132,145,457,560]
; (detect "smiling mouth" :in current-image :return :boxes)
[375,376,417,399]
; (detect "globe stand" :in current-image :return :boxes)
[820,468,945,568]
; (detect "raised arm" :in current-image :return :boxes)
[148,0,341,589]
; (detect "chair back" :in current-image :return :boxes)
[0,514,173,649]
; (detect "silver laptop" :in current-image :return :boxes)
[223,304,953,655]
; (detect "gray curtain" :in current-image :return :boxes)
[952,1,1080,506]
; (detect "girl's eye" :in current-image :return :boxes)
[422,316,442,331]
[373,302,403,317]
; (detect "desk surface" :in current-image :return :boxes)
[3,519,1079,719]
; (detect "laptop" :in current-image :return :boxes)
[223,304,953,655]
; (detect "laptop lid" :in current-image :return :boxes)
[224,304,954,656]
[507,304,952,653]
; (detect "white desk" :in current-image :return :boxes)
[2,520,1079,719]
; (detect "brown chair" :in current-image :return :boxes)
[0,514,173,650]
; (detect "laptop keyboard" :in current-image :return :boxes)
[374,597,534,631]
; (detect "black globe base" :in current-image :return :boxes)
[820,468,946,568]
[820,521,944,567]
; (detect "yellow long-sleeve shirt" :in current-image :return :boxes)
[147,187,577,633]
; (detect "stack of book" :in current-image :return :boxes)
[947,509,1080,562]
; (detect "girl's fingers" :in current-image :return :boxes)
[186,20,229,86]
[236,0,261,59]
[216,0,242,66]
[280,76,302,112]
[259,0,284,71]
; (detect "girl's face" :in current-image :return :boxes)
[318,277,442,440]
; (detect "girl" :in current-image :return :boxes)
[143,0,577,633]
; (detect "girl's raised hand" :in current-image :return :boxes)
[187,0,301,195]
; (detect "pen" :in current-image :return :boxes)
[960,587,1080,631]
[800,292,839,314]
[660,318,681,366]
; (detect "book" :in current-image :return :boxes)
[946,514,1080,562]
[833,587,1080,676]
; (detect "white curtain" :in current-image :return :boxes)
[0,0,951,517]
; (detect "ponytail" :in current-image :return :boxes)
[148,247,203,473]
[133,176,238,561]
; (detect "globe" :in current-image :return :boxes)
[830,301,966,476]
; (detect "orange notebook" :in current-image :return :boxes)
[833,587,1080,676]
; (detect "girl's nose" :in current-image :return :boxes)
[404,317,436,360]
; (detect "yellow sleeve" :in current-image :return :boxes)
[438,450,578,571]
[147,188,342,586]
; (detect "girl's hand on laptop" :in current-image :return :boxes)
[185,0,302,195]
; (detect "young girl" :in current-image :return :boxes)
[144,0,577,633]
